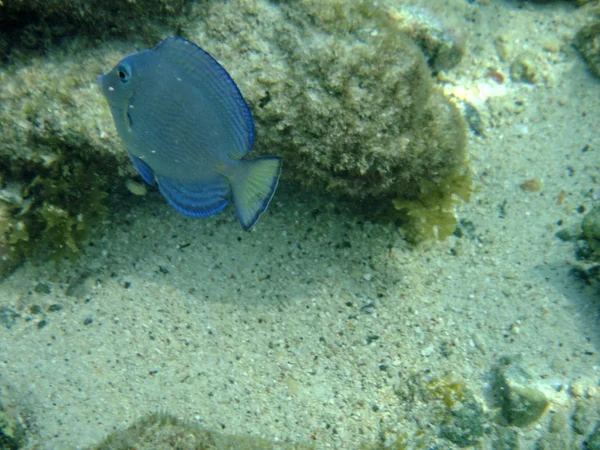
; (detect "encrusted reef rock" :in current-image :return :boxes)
[582,205,600,259]
[574,21,600,78]
[0,0,470,272]
[191,0,469,239]
[391,374,487,448]
[0,399,26,450]
[0,0,189,59]
[385,0,467,72]
[90,412,312,450]
[574,205,600,286]
[0,45,131,269]
[493,357,550,427]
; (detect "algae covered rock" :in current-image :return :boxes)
[571,205,600,286]
[385,1,468,72]
[90,412,312,450]
[0,0,189,59]
[582,205,600,259]
[0,400,26,450]
[574,21,600,78]
[493,357,549,427]
[392,374,486,448]
[0,45,128,264]
[192,0,469,240]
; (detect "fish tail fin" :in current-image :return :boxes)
[230,156,282,230]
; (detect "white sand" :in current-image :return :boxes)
[1,1,599,449]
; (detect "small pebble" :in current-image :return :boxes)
[463,102,485,136]
[34,283,51,294]
[471,333,487,354]
[495,35,512,62]
[571,381,584,398]
[510,52,538,84]
[520,179,541,192]
[126,178,148,196]
[421,345,435,357]
[550,410,568,433]
[0,307,19,329]
[66,274,94,298]
[29,304,43,315]
[543,40,561,53]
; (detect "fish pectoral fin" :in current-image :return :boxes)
[156,175,230,219]
[127,151,155,185]
[230,156,282,231]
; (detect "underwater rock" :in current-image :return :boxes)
[570,205,600,287]
[393,374,486,448]
[491,426,520,449]
[384,1,468,72]
[573,262,600,287]
[574,21,600,78]
[510,52,538,84]
[573,399,600,436]
[493,357,549,427]
[0,0,188,59]
[192,0,469,239]
[587,424,600,450]
[582,205,600,260]
[280,1,467,200]
[89,412,312,450]
[439,399,485,447]
[530,0,594,3]
[0,42,139,264]
[0,0,470,270]
[0,401,26,450]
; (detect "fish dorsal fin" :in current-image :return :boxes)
[154,37,255,159]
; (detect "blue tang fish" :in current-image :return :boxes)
[99,37,282,230]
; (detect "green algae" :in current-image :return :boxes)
[574,21,600,78]
[0,43,127,273]
[388,374,485,448]
[426,377,470,409]
[0,148,117,265]
[568,205,600,287]
[392,167,472,243]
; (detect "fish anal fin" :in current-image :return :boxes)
[156,175,231,219]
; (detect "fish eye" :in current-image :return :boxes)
[117,64,131,84]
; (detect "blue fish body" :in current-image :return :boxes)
[99,37,282,230]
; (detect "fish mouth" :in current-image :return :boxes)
[97,74,113,95]
[97,73,117,105]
